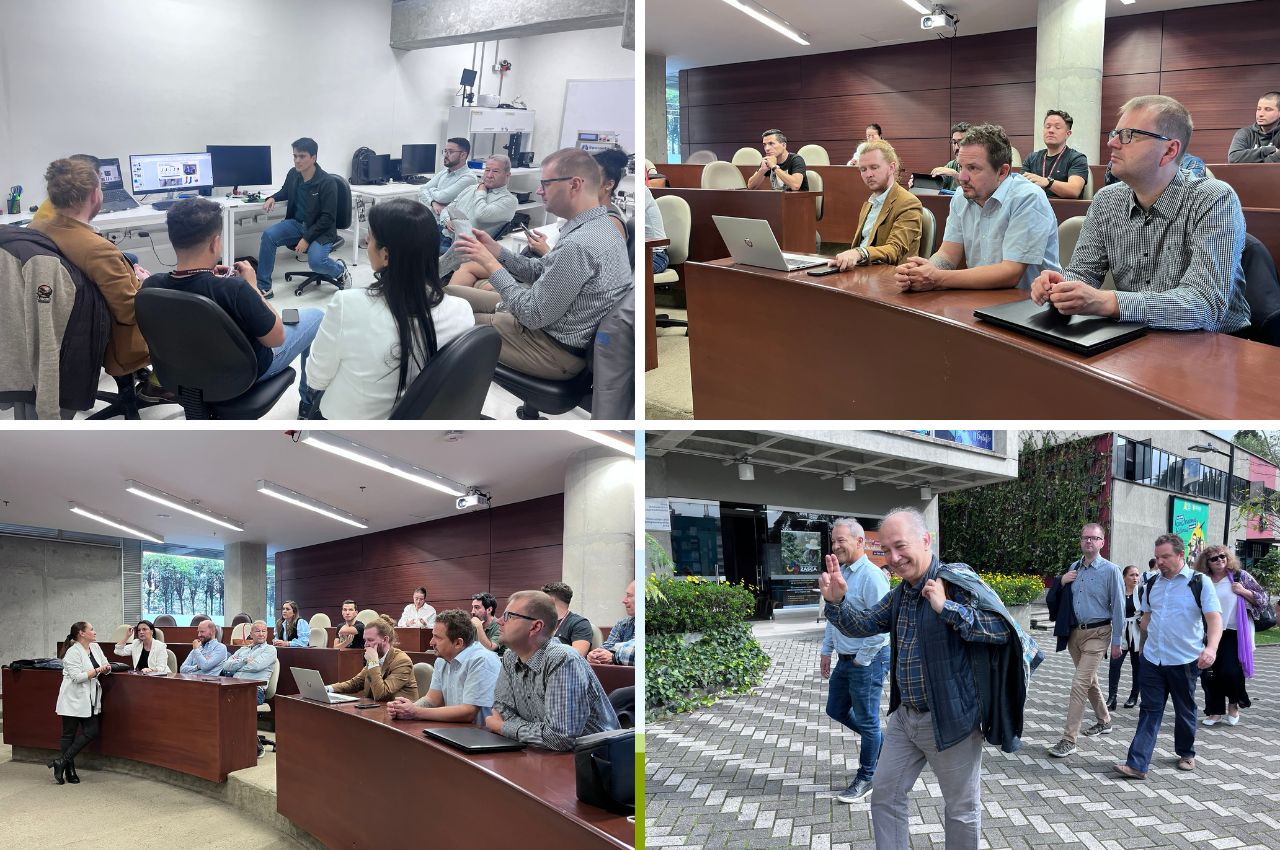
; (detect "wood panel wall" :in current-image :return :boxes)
[274,494,563,628]
[678,0,1276,170]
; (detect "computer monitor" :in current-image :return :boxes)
[370,154,391,183]
[389,158,402,181]
[460,68,477,87]
[206,145,272,188]
[401,144,436,176]
[129,152,214,194]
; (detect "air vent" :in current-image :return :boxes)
[122,539,143,622]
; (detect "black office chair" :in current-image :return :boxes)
[609,686,636,729]
[231,613,253,628]
[1241,232,1280,346]
[624,216,636,271]
[135,288,295,419]
[388,325,501,419]
[286,173,353,296]
[153,615,177,628]
[189,614,211,628]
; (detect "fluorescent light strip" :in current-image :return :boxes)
[901,0,932,14]
[256,480,368,529]
[296,431,468,497]
[720,0,810,46]
[578,430,636,456]
[125,480,244,532]
[68,502,164,543]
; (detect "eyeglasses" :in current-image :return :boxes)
[497,610,538,624]
[539,176,576,190]
[443,148,464,155]
[1108,127,1172,145]
[1081,535,1103,541]
[1208,553,1228,562]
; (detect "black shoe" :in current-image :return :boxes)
[258,285,274,300]
[135,379,177,404]
[1124,694,1139,708]
[65,759,80,784]
[335,259,351,289]
[1106,697,1117,711]
[48,758,66,785]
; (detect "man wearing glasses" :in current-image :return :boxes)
[927,122,971,190]
[1045,523,1126,759]
[447,147,632,380]
[417,137,479,214]
[484,590,619,751]
[1032,94,1250,332]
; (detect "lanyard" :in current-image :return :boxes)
[1041,150,1063,179]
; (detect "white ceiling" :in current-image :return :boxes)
[649,0,1243,72]
[0,429,629,554]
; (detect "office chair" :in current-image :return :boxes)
[731,147,759,165]
[387,325,501,419]
[231,613,252,628]
[165,649,178,674]
[700,161,747,190]
[189,614,210,628]
[154,615,177,628]
[135,288,296,419]
[1242,233,1280,346]
[590,624,603,651]
[257,659,282,750]
[154,628,166,642]
[685,150,717,165]
[494,289,634,419]
[1011,147,1023,168]
[413,662,434,697]
[285,173,353,296]
[919,207,937,257]
[796,144,830,165]
[609,686,636,729]
[654,195,691,334]
[308,626,328,647]
[309,613,332,630]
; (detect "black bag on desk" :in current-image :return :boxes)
[575,729,634,815]
[350,147,376,185]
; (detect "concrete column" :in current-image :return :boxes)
[223,542,268,623]
[1034,0,1105,163]
[923,497,941,557]
[391,0,627,50]
[562,447,635,630]
[645,53,668,166]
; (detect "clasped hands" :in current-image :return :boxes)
[1030,270,1119,318]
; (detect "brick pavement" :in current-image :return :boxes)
[646,626,1280,850]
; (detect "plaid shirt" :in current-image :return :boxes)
[826,571,1010,711]
[1065,169,1250,332]
[601,615,636,665]
[493,638,619,751]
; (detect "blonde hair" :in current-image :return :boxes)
[366,614,399,646]
[45,158,100,209]
[857,139,899,169]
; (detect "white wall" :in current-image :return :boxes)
[0,0,635,206]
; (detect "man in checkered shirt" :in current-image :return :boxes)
[1032,95,1250,333]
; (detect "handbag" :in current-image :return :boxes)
[1236,571,1276,632]
[574,728,634,815]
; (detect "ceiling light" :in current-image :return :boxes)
[901,0,932,14]
[68,502,164,543]
[1120,0,1136,5]
[297,431,467,497]
[578,430,635,455]
[720,0,810,46]
[125,480,244,531]
[920,486,933,500]
[256,480,368,529]
[843,475,857,492]
[738,460,755,481]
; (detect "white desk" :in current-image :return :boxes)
[348,183,423,265]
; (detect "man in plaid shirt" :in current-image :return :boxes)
[1033,94,1250,333]
[588,580,636,666]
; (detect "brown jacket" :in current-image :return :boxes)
[28,213,149,376]
[331,646,419,702]
[850,181,924,266]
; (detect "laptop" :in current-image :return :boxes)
[974,299,1147,356]
[711,215,827,271]
[422,726,528,753]
[96,157,140,213]
[291,667,360,704]
[910,173,946,194]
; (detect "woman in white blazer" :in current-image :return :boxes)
[52,621,112,785]
[114,619,169,673]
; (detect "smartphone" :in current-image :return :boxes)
[282,308,300,325]
[807,265,841,277]
[519,223,534,236]
[354,702,380,710]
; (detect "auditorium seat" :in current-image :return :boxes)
[413,662,434,696]
[1242,233,1280,346]
[111,624,130,646]
[654,195,691,334]
[309,612,331,630]
[590,624,603,650]
[189,614,210,627]
[230,622,249,642]
[257,659,282,740]
[919,207,937,257]
[686,150,717,165]
[308,626,328,647]
[165,649,178,673]
[356,608,379,627]
[701,161,747,189]
[797,144,830,165]
[154,614,177,628]
[731,147,759,165]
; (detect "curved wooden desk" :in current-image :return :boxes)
[275,696,633,849]
[685,261,1280,418]
[1,666,258,782]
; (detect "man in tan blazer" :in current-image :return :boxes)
[833,140,923,270]
[327,617,419,702]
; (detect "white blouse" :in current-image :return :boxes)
[57,642,109,717]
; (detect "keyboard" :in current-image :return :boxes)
[151,199,181,211]
[782,253,824,270]
[100,189,139,213]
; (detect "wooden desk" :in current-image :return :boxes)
[1,666,257,782]
[272,647,366,696]
[1087,163,1280,212]
[588,663,634,695]
[684,261,1280,418]
[651,187,820,263]
[275,696,632,849]
[405,650,441,668]
[59,639,194,670]
[645,237,670,372]
[392,628,432,652]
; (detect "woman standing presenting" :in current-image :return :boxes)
[1196,545,1270,726]
[114,619,169,673]
[52,621,111,785]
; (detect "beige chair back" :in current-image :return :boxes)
[806,169,824,221]
[308,626,328,647]
[308,612,331,630]
[686,149,717,165]
[356,609,381,627]
[264,659,282,699]
[154,628,165,642]
[112,624,131,646]
[230,622,249,642]
[165,649,178,674]
[1080,167,1094,200]
[590,625,603,650]
[1203,165,1215,180]
[655,195,691,267]
[413,662,434,696]
[731,147,759,165]
[797,144,830,166]
[1058,216,1086,268]
[1010,147,1023,168]
[643,158,655,174]
[919,206,937,257]
[700,161,747,190]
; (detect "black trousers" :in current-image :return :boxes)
[1202,628,1250,715]
[59,714,101,761]
[1108,648,1140,702]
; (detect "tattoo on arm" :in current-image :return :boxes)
[931,254,956,271]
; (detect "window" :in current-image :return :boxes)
[1113,435,1256,504]
[669,500,723,577]
[265,556,276,623]
[141,550,225,625]
[665,71,681,163]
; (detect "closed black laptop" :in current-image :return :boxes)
[974,299,1147,356]
[422,726,528,753]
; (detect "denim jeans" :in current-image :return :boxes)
[260,307,323,406]
[438,233,454,255]
[652,249,670,274]
[256,218,342,290]
[1124,656,1199,773]
[826,645,889,782]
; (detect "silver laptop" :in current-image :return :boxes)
[712,215,827,271]
[291,667,359,704]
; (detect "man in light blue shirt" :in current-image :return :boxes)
[1116,532,1222,779]
[819,518,891,804]
[220,620,277,704]
[893,123,1059,292]
[419,137,480,214]
[385,609,500,724]
[180,619,228,675]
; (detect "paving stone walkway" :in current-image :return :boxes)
[646,624,1280,850]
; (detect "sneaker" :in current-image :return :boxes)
[1047,739,1077,758]
[258,285,274,300]
[1083,720,1113,736]
[1224,713,1240,726]
[335,259,351,288]
[135,379,177,404]
[1113,763,1147,780]
[1177,756,1195,771]
[836,778,873,803]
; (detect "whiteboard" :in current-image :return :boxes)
[558,78,635,153]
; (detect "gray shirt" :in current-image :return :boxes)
[1067,554,1126,647]
[418,166,479,208]
[440,183,517,236]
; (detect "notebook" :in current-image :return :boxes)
[422,726,528,753]
[711,215,827,271]
[291,667,359,704]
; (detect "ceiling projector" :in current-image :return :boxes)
[921,11,958,30]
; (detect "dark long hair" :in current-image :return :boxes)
[365,198,443,400]
[66,621,90,644]
[593,148,628,199]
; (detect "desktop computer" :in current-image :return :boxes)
[207,145,272,192]
[129,151,213,209]
[368,153,392,184]
[401,143,436,184]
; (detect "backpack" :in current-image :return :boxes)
[349,147,376,186]
[7,658,63,670]
[1143,572,1207,643]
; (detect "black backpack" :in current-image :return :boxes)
[349,147,376,186]
[1143,572,1207,643]
[7,658,63,670]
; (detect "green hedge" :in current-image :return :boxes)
[646,622,771,717]
[885,571,1043,606]
[646,575,755,635]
